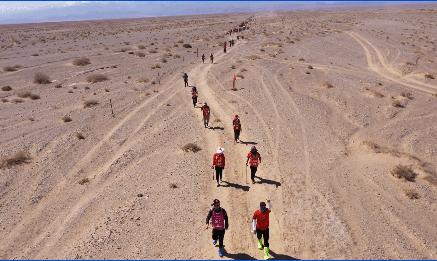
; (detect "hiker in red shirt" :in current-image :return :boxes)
[232,115,241,143]
[252,200,272,260]
[191,86,198,108]
[201,102,210,128]
[212,147,225,187]
[246,146,261,184]
[206,199,229,257]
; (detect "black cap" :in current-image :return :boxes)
[212,199,220,206]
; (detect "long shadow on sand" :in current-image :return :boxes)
[209,126,224,130]
[270,250,300,260]
[223,249,256,260]
[220,181,250,192]
[255,176,281,188]
[239,140,258,145]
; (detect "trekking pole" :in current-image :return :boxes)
[245,165,248,184]
[109,99,115,118]
[212,168,215,181]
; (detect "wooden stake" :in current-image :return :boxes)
[109,99,115,117]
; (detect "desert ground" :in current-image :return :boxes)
[0,4,437,259]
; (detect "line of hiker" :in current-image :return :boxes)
[206,198,272,259]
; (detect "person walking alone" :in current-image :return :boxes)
[183,73,189,87]
[232,115,241,143]
[191,86,198,108]
[246,146,261,184]
[252,200,272,260]
[201,102,210,128]
[206,199,229,257]
[210,53,214,64]
[224,42,227,53]
[212,147,225,187]
[202,54,205,64]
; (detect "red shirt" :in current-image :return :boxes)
[233,118,241,130]
[201,105,210,117]
[212,153,225,167]
[253,209,270,230]
[247,152,261,167]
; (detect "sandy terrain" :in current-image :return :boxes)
[1,4,437,259]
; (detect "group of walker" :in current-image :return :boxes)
[181,21,271,259]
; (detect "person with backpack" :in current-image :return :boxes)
[246,146,261,184]
[201,54,205,64]
[191,87,198,108]
[201,102,210,128]
[232,115,241,143]
[212,147,225,187]
[183,73,189,87]
[206,199,229,257]
[252,200,272,260]
[210,53,214,64]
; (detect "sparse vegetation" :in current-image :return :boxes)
[424,73,435,79]
[236,74,244,79]
[401,92,413,100]
[17,91,40,100]
[34,72,51,84]
[392,100,405,108]
[3,65,21,72]
[78,178,89,185]
[391,165,417,182]
[76,132,85,140]
[182,143,202,153]
[62,115,72,122]
[183,43,192,48]
[72,57,90,66]
[83,100,99,108]
[135,52,146,57]
[54,84,62,88]
[247,55,260,60]
[170,183,178,189]
[138,77,149,83]
[0,151,31,169]
[151,64,161,69]
[404,189,420,199]
[137,45,146,49]
[322,81,334,89]
[1,86,12,91]
[86,74,108,83]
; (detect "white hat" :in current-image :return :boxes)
[216,147,224,154]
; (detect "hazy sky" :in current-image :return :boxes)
[0,1,428,24]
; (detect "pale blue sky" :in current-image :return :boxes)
[0,1,431,24]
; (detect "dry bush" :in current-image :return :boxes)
[298,58,305,61]
[72,57,90,66]
[177,40,184,43]
[182,143,202,153]
[392,100,405,108]
[322,81,334,89]
[137,45,146,49]
[362,141,382,153]
[0,151,31,169]
[2,98,8,103]
[3,65,21,72]
[161,58,168,63]
[83,100,99,108]
[308,65,314,69]
[170,183,178,189]
[62,115,72,122]
[424,73,435,79]
[34,72,51,84]
[135,52,146,57]
[2,86,12,91]
[401,92,413,100]
[151,64,161,69]
[86,74,108,83]
[237,74,244,79]
[13,98,24,103]
[231,65,236,69]
[174,54,181,59]
[76,132,85,140]
[17,91,40,100]
[241,68,247,72]
[404,189,420,199]
[138,77,149,83]
[149,49,158,54]
[78,178,89,185]
[391,165,417,182]
[54,84,62,88]
[183,44,192,48]
[246,55,260,60]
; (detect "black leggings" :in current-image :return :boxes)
[215,167,223,182]
[192,96,197,107]
[212,229,225,248]
[184,79,188,87]
[234,129,240,141]
[256,228,269,247]
[250,166,257,181]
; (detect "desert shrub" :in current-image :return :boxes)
[182,143,202,153]
[13,98,24,103]
[424,73,435,79]
[170,183,178,189]
[1,86,12,91]
[76,133,85,140]
[54,84,62,88]
[151,64,161,69]
[17,91,40,100]
[308,65,314,69]
[237,74,244,79]
[322,81,334,88]
[137,45,146,49]
[401,92,413,100]
[34,72,51,84]
[391,165,417,182]
[62,115,72,122]
[392,100,404,108]
[174,54,181,59]
[0,151,31,169]
[86,74,108,83]
[231,65,236,69]
[138,77,149,83]
[177,40,184,43]
[298,58,305,61]
[78,178,89,185]
[72,57,90,66]
[3,65,21,72]
[404,189,420,199]
[182,43,192,48]
[246,55,260,60]
[161,58,168,63]
[149,49,158,54]
[135,52,146,57]
[83,100,99,108]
